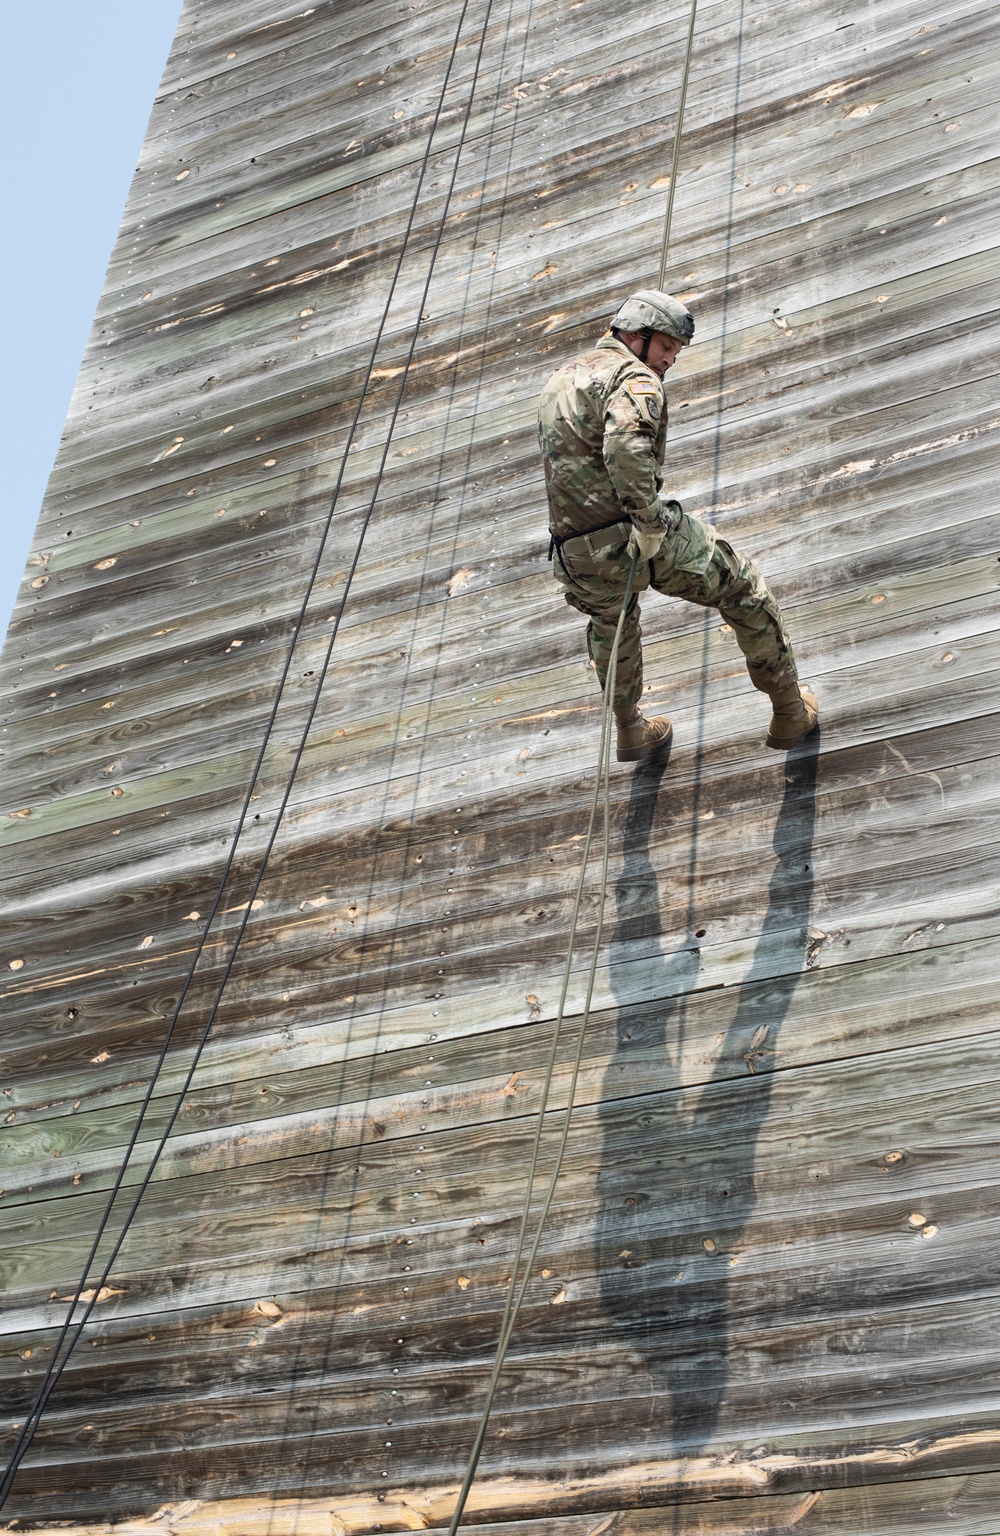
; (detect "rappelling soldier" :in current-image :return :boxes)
[538,289,819,762]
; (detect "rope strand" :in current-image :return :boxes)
[0,0,496,1504]
[447,5,700,1525]
[658,0,699,287]
[445,554,638,1536]
[4,0,700,1508]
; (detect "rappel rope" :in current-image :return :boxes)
[3,0,700,1510]
[445,561,637,1536]
[658,0,699,289]
[0,0,497,1505]
[445,5,700,1530]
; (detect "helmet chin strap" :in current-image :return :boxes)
[639,329,653,363]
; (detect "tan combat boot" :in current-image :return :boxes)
[613,705,673,763]
[762,677,819,750]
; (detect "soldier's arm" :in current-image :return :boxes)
[602,377,666,531]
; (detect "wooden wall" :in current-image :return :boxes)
[2,0,1000,1529]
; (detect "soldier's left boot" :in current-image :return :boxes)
[749,663,819,750]
[613,705,673,763]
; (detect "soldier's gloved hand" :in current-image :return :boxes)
[627,523,666,563]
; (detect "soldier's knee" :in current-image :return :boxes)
[713,538,756,593]
[716,543,780,619]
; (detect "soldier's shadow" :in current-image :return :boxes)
[595,730,819,1455]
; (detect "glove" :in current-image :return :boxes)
[627,523,666,562]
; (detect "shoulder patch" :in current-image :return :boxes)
[626,378,660,397]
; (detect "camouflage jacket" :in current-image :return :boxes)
[537,334,668,539]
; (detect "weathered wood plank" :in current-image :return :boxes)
[3,0,1000,1523]
[3,689,998,1055]
[10,1470,1000,1536]
[6,1007,1000,1319]
[4,532,998,818]
[97,0,989,299]
[4,685,1000,1093]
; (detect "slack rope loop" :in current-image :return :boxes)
[0,0,498,1507]
[657,0,699,288]
[447,6,702,1528]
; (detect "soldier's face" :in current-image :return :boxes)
[619,328,686,377]
[645,332,685,376]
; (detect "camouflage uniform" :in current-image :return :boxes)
[538,333,797,712]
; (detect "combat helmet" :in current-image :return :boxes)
[610,289,695,344]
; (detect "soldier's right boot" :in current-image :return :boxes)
[750,665,819,750]
[613,705,673,763]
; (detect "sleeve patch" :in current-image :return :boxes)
[626,379,660,397]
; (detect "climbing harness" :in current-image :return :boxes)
[547,515,632,567]
[446,6,700,1530]
[0,0,498,1506]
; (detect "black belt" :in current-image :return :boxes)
[547,515,630,563]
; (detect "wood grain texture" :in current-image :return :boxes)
[2,0,1000,1527]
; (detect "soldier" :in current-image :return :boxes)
[538,289,819,762]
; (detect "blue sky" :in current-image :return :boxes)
[0,2,182,644]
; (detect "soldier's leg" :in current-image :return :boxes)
[712,542,818,744]
[650,525,817,747]
[551,537,644,710]
[707,539,795,684]
[584,593,672,759]
[650,528,790,664]
[553,539,671,760]
[584,592,643,711]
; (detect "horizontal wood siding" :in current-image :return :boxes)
[2,0,999,1527]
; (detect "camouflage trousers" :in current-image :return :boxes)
[552,510,797,713]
